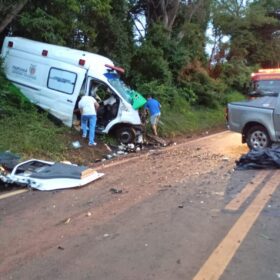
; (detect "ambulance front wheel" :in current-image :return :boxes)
[116,127,136,144]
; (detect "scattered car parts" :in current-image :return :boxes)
[0,159,104,191]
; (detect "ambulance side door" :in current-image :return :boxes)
[40,63,87,127]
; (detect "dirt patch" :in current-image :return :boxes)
[60,126,227,166]
[55,129,110,165]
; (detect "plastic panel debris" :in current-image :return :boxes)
[0,159,104,191]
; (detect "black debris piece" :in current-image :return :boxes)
[110,188,123,194]
[236,146,280,169]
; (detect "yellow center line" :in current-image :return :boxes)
[193,171,279,280]
[0,189,28,200]
[225,171,271,211]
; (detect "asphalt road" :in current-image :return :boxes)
[1,131,280,280]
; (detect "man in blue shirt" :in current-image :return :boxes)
[144,96,161,136]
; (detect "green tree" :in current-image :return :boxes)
[93,0,135,70]
[8,0,134,69]
[129,1,211,84]
[246,0,280,67]
[0,0,28,34]
[211,0,280,68]
[130,0,180,32]
[10,0,111,46]
[129,24,173,86]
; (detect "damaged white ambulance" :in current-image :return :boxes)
[1,37,145,143]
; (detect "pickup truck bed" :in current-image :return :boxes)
[227,96,280,149]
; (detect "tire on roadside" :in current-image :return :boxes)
[246,125,272,149]
[116,126,136,144]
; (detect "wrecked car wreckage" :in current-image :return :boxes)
[0,157,104,191]
[0,132,167,191]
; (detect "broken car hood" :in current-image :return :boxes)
[0,159,104,191]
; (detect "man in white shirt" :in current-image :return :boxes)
[78,95,99,146]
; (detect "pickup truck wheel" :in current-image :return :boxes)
[246,125,271,149]
[116,127,136,144]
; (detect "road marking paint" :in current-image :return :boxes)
[0,189,28,200]
[225,171,271,211]
[193,171,279,280]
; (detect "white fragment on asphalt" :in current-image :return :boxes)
[145,244,148,247]
[64,218,71,224]
[200,201,204,204]
[86,212,92,217]
[103,233,110,238]
[72,141,81,149]
[213,192,224,196]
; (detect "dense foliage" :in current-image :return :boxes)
[210,0,280,85]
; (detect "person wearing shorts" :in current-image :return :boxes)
[144,96,161,136]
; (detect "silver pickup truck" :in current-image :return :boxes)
[227,96,280,149]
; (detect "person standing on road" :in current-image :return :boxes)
[144,95,161,136]
[78,94,99,146]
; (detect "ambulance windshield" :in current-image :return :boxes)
[105,73,133,104]
[252,80,280,94]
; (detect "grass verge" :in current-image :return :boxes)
[155,91,245,137]
[0,70,68,160]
